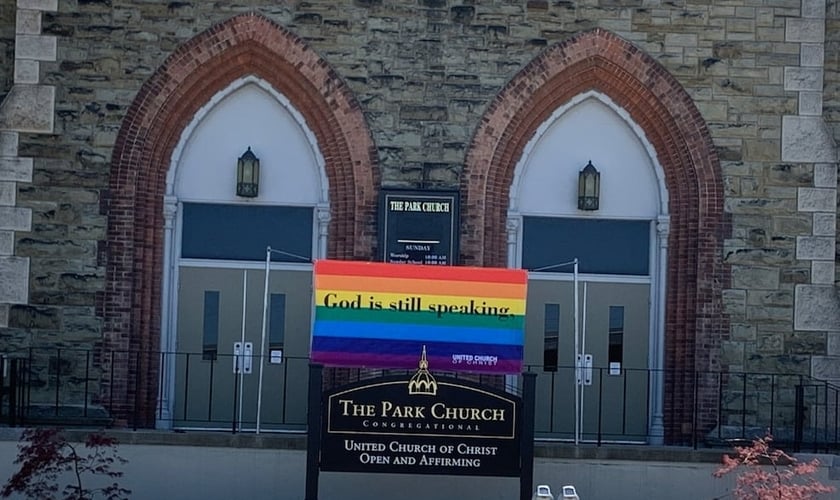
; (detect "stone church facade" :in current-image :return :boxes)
[0,0,838,444]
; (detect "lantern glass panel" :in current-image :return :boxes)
[577,161,600,211]
[236,147,260,198]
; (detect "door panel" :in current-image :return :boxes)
[525,278,650,442]
[579,282,649,441]
[173,266,311,430]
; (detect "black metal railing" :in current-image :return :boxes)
[0,356,29,426]
[2,348,838,452]
[521,364,840,451]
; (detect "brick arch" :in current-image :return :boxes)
[462,29,727,443]
[102,13,378,425]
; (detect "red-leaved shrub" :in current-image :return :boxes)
[713,434,835,500]
[1,428,130,500]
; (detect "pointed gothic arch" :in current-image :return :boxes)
[461,29,728,443]
[101,13,378,425]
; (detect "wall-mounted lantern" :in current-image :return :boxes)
[236,147,260,198]
[577,160,600,211]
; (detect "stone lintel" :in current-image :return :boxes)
[0,85,55,133]
[0,157,33,182]
[782,116,837,162]
[16,0,58,12]
[0,256,29,304]
[795,284,840,331]
[797,187,837,212]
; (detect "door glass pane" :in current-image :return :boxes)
[608,305,624,365]
[269,293,286,350]
[182,203,313,262]
[543,303,559,371]
[522,217,650,275]
[202,291,220,361]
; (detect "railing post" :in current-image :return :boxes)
[133,350,141,430]
[693,370,699,450]
[716,371,723,443]
[834,385,839,450]
[84,350,90,418]
[794,383,804,453]
[207,359,215,423]
[741,372,747,440]
[823,381,829,453]
[183,353,191,422]
[549,370,556,434]
[597,369,603,447]
[109,350,115,414]
[232,371,239,434]
[54,348,61,417]
[157,351,165,422]
[769,375,776,437]
[0,356,5,425]
[9,358,18,427]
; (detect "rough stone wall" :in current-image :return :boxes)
[0,0,837,427]
[822,0,840,381]
[0,1,13,102]
[1,0,58,342]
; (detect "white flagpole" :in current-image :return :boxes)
[573,258,580,445]
[580,280,588,443]
[238,269,247,432]
[256,246,271,434]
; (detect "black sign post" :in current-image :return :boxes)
[305,364,323,500]
[379,189,459,265]
[520,372,537,500]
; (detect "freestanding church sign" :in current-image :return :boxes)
[305,352,538,500]
[305,261,536,500]
[320,348,521,476]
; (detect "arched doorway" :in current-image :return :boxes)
[508,92,668,443]
[104,13,378,428]
[159,77,328,430]
[461,29,726,445]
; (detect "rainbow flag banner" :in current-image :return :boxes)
[311,260,528,374]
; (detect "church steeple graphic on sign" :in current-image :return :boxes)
[408,345,437,396]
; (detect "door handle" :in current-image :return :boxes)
[233,341,254,374]
[576,353,593,386]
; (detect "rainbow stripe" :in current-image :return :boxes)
[311,260,527,374]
